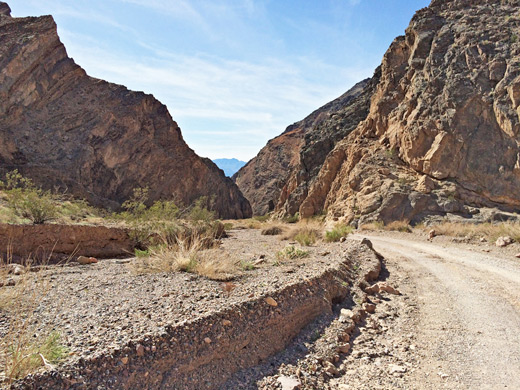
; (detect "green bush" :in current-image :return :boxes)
[294,228,319,246]
[324,224,353,242]
[284,212,300,224]
[1,170,57,224]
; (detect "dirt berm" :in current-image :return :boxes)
[12,241,380,390]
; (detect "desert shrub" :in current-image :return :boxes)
[427,221,520,243]
[131,235,237,280]
[188,196,216,223]
[253,214,270,222]
[293,227,319,246]
[359,221,385,231]
[385,220,412,233]
[276,245,309,260]
[261,225,283,236]
[1,170,57,224]
[324,224,353,242]
[223,222,234,230]
[240,260,255,271]
[284,212,300,224]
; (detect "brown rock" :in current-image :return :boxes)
[0,10,251,219]
[121,357,129,365]
[222,319,232,326]
[136,344,145,357]
[264,297,278,307]
[337,344,351,354]
[0,2,10,17]
[428,229,436,240]
[363,303,376,314]
[323,361,339,376]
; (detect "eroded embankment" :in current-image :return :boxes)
[0,223,134,261]
[11,241,380,390]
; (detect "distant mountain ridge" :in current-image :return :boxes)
[213,158,246,177]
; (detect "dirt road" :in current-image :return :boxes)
[347,233,520,389]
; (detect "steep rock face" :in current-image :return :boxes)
[300,0,520,224]
[234,77,378,215]
[0,5,251,218]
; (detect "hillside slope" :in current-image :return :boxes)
[0,3,251,218]
[239,0,520,224]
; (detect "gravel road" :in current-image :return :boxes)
[352,233,520,390]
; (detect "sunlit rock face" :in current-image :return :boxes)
[240,0,520,224]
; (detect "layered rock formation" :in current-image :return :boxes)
[238,0,520,224]
[0,3,251,219]
[234,77,378,215]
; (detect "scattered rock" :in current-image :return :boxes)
[515,253,520,259]
[323,361,339,376]
[277,375,301,390]
[363,303,376,314]
[340,236,347,243]
[77,256,98,265]
[428,229,436,240]
[361,238,373,250]
[337,344,351,354]
[367,282,400,295]
[265,297,278,307]
[389,364,407,374]
[136,344,145,357]
[204,337,212,344]
[222,319,232,326]
[496,236,514,247]
[121,357,129,365]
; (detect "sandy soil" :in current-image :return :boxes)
[335,232,520,390]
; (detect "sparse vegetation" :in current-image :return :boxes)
[261,225,284,236]
[284,212,300,224]
[359,221,385,231]
[424,221,520,243]
[385,220,412,233]
[276,245,309,260]
[293,227,319,246]
[324,223,353,242]
[253,214,270,222]
[0,254,68,385]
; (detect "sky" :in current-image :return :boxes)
[8,0,430,161]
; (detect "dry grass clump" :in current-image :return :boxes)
[276,245,309,260]
[261,225,284,236]
[427,221,520,242]
[385,220,412,233]
[359,220,411,233]
[324,223,353,242]
[130,234,238,280]
[0,255,68,386]
[281,220,323,246]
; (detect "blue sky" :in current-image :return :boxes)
[9,0,430,161]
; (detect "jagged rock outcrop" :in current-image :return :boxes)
[240,0,520,224]
[234,77,378,215]
[0,3,251,219]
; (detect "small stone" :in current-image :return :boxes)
[438,371,449,379]
[136,344,145,357]
[340,309,354,320]
[204,337,212,344]
[515,253,520,258]
[265,297,278,307]
[360,238,373,249]
[323,361,339,376]
[389,364,407,374]
[222,319,232,326]
[13,265,24,275]
[340,236,347,243]
[428,229,436,240]
[337,344,351,354]
[495,236,513,247]
[121,357,129,365]
[5,278,15,287]
[377,282,400,295]
[277,375,301,390]
[77,256,98,265]
[363,303,376,313]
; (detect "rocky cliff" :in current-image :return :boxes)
[239,0,520,224]
[0,3,251,219]
[234,77,378,216]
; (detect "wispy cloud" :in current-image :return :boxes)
[58,26,372,160]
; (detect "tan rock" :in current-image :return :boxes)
[264,297,278,307]
[204,337,212,344]
[496,236,514,247]
[337,344,351,354]
[222,319,232,326]
[323,361,339,376]
[121,357,129,365]
[136,344,145,357]
[363,303,376,314]
[77,256,98,265]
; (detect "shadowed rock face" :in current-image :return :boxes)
[234,77,378,216]
[240,0,520,224]
[0,4,251,219]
